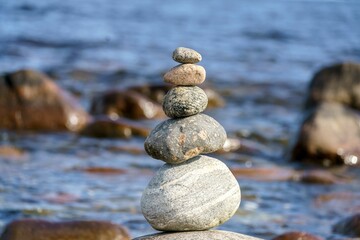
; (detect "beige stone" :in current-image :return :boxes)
[163,64,206,85]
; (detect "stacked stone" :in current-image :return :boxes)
[136,48,256,239]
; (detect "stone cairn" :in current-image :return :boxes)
[135,48,259,239]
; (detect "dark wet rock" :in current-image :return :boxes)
[272,231,324,240]
[163,64,206,86]
[80,117,149,138]
[144,114,226,164]
[299,170,340,185]
[76,166,127,175]
[0,69,89,132]
[333,214,360,237]
[0,219,130,240]
[305,62,360,110]
[172,47,202,64]
[134,230,261,240]
[90,90,165,120]
[128,84,172,103]
[291,102,360,166]
[163,86,208,118]
[141,156,240,231]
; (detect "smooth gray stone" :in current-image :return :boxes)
[163,86,208,118]
[144,114,226,164]
[172,47,202,64]
[133,230,262,240]
[141,155,241,231]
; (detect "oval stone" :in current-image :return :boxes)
[134,230,261,240]
[141,155,241,231]
[144,114,227,164]
[163,86,208,118]
[172,47,202,64]
[163,64,206,86]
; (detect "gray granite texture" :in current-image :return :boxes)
[144,114,226,164]
[141,155,241,231]
[163,64,206,86]
[162,86,208,118]
[172,47,202,64]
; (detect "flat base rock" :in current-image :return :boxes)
[133,230,263,240]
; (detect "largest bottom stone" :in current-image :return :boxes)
[133,230,263,240]
[141,155,241,231]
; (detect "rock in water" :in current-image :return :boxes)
[134,230,262,240]
[305,62,360,109]
[144,114,227,164]
[162,86,208,118]
[172,47,202,64]
[271,231,324,240]
[90,90,165,120]
[333,213,360,237]
[163,64,206,86]
[0,69,89,132]
[0,219,130,240]
[141,155,241,231]
[291,102,360,166]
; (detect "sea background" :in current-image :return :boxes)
[1,0,360,239]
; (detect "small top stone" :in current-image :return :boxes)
[172,47,202,64]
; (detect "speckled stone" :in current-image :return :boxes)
[134,230,262,240]
[172,47,202,64]
[144,114,226,164]
[163,86,208,118]
[141,155,241,231]
[163,64,206,86]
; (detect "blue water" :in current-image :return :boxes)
[1,0,360,239]
[1,0,359,82]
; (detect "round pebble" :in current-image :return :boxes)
[141,155,241,231]
[163,64,206,86]
[163,86,208,118]
[172,47,202,64]
[144,113,227,164]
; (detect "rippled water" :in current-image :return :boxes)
[1,0,360,239]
